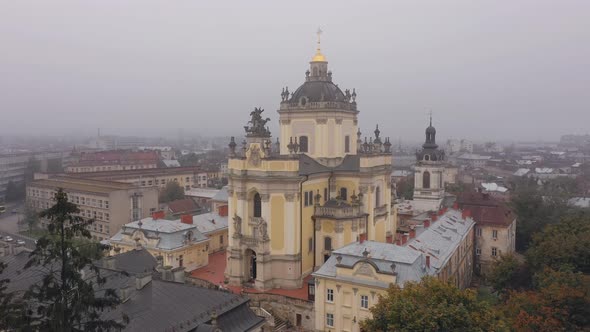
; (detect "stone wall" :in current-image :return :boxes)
[247,293,315,331]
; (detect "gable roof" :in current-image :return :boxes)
[167,198,200,214]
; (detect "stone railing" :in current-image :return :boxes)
[314,205,363,219]
[280,100,357,112]
[250,306,275,327]
[241,235,259,247]
[249,216,264,225]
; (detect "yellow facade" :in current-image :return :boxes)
[224,45,396,291]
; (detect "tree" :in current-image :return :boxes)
[0,262,26,329]
[24,189,125,331]
[178,153,201,167]
[525,214,590,274]
[487,254,531,293]
[395,175,414,200]
[502,268,590,331]
[361,277,505,332]
[5,181,25,202]
[23,201,39,232]
[159,181,185,203]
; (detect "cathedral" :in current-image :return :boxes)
[224,35,395,290]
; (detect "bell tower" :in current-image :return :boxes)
[413,115,446,212]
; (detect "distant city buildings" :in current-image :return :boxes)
[66,150,159,173]
[27,176,159,241]
[445,138,473,155]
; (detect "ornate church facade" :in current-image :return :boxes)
[224,36,395,290]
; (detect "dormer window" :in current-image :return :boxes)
[424,154,430,161]
[186,231,193,242]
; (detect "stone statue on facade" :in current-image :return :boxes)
[233,214,242,238]
[244,107,271,137]
[260,219,269,241]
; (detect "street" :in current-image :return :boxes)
[0,201,36,250]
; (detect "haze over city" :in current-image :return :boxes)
[2,0,589,141]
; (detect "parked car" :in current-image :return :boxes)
[16,240,26,245]
[5,236,13,242]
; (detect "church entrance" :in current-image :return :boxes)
[246,249,257,281]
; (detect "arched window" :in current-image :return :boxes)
[340,188,348,201]
[375,186,381,207]
[423,171,431,189]
[424,154,430,161]
[324,237,332,251]
[253,193,262,218]
[299,136,309,153]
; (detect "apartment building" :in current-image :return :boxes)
[73,167,208,191]
[27,176,158,241]
[313,208,475,331]
[66,150,159,173]
[457,192,516,275]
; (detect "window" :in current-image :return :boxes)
[324,237,332,251]
[253,193,262,218]
[361,295,369,309]
[299,136,309,153]
[375,186,381,207]
[148,180,153,186]
[327,289,334,302]
[105,213,110,221]
[344,135,350,153]
[492,230,498,239]
[105,201,109,208]
[476,227,482,237]
[155,179,159,185]
[309,191,313,206]
[340,187,348,201]
[220,235,224,244]
[492,247,498,257]
[185,177,190,182]
[324,188,328,202]
[326,313,334,327]
[304,191,314,207]
[308,237,313,253]
[141,181,146,186]
[476,248,481,256]
[423,171,431,189]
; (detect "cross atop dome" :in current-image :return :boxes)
[311,27,327,62]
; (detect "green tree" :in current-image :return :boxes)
[23,201,39,232]
[24,189,125,331]
[361,277,505,332]
[487,254,530,293]
[395,175,414,200]
[178,153,200,167]
[5,181,25,202]
[0,262,26,329]
[525,214,590,274]
[159,181,185,203]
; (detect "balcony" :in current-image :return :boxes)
[314,202,364,220]
[373,204,389,217]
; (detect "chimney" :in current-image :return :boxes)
[180,214,193,224]
[218,205,228,217]
[432,215,438,222]
[409,228,416,239]
[119,285,132,303]
[438,209,444,216]
[452,202,459,209]
[386,234,393,243]
[425,255,431,269]
[462,209,471,220]
[359,233,366,243]
[402,234,408,245]
[152,210,165,220]
[135,272,152,290]
[103,255,116,270]
[424,219,430,228]
[172,267,186,283]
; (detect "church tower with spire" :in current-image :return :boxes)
[412,115,447,212]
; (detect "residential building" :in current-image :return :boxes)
[74,167,206,191]
[456,153,492,168]
[457,192,516,275]
[446,139,473,155]
[313,208,475,331]
[138,146,176,160]
[192,211,229,253]
[27,176,158,241]
[66,150,159,173]
[225,39,395,292]
[185,187,221,210]
[110,213,210,271]
[0,153,29,201]
[1,249,267,331]
[210,186,229,213]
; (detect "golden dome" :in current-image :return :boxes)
[311,51,327,62]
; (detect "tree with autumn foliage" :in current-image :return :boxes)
[501,268,590,331]
[525,213,590,274]
[361,277,506,332]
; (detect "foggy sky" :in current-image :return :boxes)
[1,0,589,142]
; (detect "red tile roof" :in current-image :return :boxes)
[167,198,200,214]
[457,192,515,227]
[190,250,311,301]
